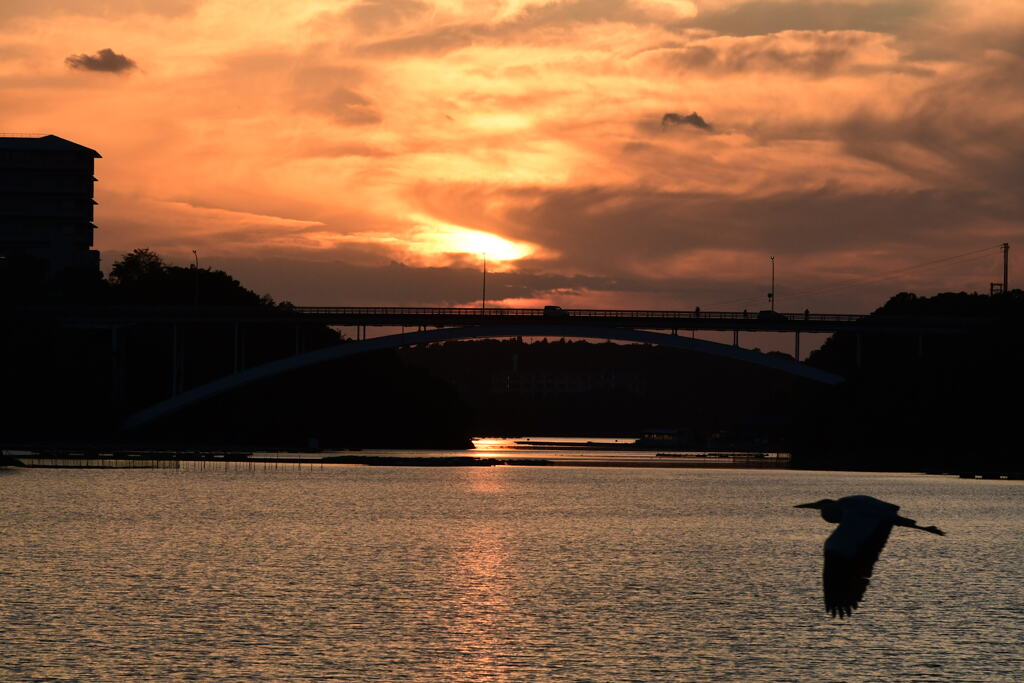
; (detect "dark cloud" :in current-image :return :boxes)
[321,87,381,125]
[680,0,934,37]
[501,185,1008,272]
[360,0,663,56]
[292,65,365,86]
[838,54,1024,197]
[65,48,137,74]
[341,0,431,34]
[360,24,478,56]
[290,67,380,125]
[494,182,1021,311]
[650,32,929,78]
[904,24,1024,62]
[300,143,393,159]
[661,41,847,76]
[662,111,711,130]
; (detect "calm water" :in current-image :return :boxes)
[1,464,1021,681]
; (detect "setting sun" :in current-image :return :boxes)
[409,215,538,262]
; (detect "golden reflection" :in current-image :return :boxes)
[462,463,509,494]
[445,521,514,678]
[471,437,518,454]
[434,467,520,678]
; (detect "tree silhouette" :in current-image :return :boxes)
[109,248,166,287]
[108,249,270,307]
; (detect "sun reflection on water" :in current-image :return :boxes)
[441,468,516,678]
[460,465,509,494]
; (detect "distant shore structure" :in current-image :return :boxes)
[0,134,101,278]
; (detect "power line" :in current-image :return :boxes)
[787,244,1003,301]
[704,243,1005,308]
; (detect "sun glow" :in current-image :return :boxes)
[409,215,537,262]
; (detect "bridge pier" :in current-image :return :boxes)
[733,330,739,347]
[794,331,800,361]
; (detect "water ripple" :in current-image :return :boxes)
[1,466,1021,680]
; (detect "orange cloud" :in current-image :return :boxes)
[1,0,1021,313]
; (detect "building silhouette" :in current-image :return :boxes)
[0,135,101,279]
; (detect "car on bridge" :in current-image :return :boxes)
[757,310,788,321]
[543,305,567,317]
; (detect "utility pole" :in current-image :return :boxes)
[481,252,487,312]
[768,256,775,311]
[991,243,1010,296]
[1003,242,1009,293]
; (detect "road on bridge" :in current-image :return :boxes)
[32,305,980,335]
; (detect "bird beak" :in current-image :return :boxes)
[793,503,817,508]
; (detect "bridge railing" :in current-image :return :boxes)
[293,306,866,322]
[21,304,875,326]
[27,305,986,335]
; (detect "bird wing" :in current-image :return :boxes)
[822,517,894,618]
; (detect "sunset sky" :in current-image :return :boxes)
[3,0,1021,312]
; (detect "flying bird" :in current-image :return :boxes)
[795,495,945,618]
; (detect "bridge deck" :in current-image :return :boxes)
[33,305,975,334]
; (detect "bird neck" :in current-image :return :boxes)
[820,504,842,524]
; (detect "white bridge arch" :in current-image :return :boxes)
[121,324,844,430]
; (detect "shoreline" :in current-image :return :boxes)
[3,449,790,470]
[4,450,1020,478]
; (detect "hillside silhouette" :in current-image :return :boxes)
[1,249,472,450]
[795,290,1024,472]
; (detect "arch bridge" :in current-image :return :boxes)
[121,323,846,431]
[32,304,973,430]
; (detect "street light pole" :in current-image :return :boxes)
[481,252,487,312]
[192,250,199,306]
[769,255,775,311]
